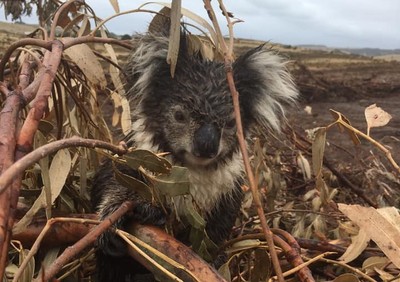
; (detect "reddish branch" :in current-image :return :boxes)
[33,201,134,282]
[272,229,315,282]
[0,38,52,81]
[202,0,283,280]
[12,215,97,248]
[0,137,128,194]
[0,61,36,277]
[127,224,228,282]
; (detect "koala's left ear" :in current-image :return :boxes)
[233,45,299,132]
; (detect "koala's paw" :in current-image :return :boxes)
[131,202,167,226]
[98,202,166,257]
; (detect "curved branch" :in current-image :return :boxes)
[0,38,52,81]
[49,0,81,40]
[33,201,134,282]
[63,35,132,50]
[0,137,128,195]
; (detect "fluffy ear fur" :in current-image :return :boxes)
[124,33,169,102]
[233,45,299,132]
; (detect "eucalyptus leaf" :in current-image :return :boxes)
[124,149,172,174]
[154,166,190,196]
[114,166,153,200]
[183,196,206,230]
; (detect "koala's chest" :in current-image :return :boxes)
[184,159,244,212]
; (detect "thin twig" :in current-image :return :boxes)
[33,201,134,282]
[0,38,52,81]
[332,118,400,174]
[49,0,79,40]
[12,217,99,282]
[204,1,284,280]
[0,137,128,194]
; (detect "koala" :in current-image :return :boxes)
[91,30,298,281]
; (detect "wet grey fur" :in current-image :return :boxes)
[91,31,298,281]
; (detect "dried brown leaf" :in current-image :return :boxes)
[311,127,326,176]
[109,0,120,13]
[339,228,370,263]
[13,149,72,233]
[365,104,392,136]
[330,109,361,145]
[333,273,360,282]
[148,6,171,33]
[63,43,107,89]
[338,204,400,268]
[297,152,311,180]
[167,0,182,78]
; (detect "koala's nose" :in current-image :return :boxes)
[193,123,221,158]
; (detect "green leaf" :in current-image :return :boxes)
[124,149,172,174]
[154,166,190,196]
[114,166,153,200]
[183,197,206,230]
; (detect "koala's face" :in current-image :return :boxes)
[161,102,238,167]
[139,59,245,168]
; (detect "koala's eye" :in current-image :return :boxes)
[226,119,236,129]
[174,110,186,123]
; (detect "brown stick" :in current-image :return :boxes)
[202,0,284,279]
[0,38,52,81]
[0,88,27,277]
[33,201,134,282]
[0,137,128,195]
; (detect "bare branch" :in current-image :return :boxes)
[0,137,128,195]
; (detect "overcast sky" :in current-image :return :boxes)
[2,1,400,49]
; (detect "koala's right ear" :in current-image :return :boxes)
[124,33,169,99]
[233,45,299,132]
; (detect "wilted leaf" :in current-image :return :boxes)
[124,149,172,173]
[154,166,190,196]
[333,273,360,282]
[297,152,311,180]
[109,0,120,13]
[339,228,370,263]
[218,261,231,281]
[63,42,107,89]
[330,109,361,145]
[139,2,218,47]
[104,41,132,134]
[77,15,91,37]
[114,166,153,200]
[167,0,182,77]
[187,34,216,61]
[365,104,392,136]
[315,174,337,205]
[374,266,399,281]
[149,6,171,33]
[229,239,263,253]
[110,91,122,127]
[13,149,71,233]
[182,196,206,229]
[37,248,60,279]
[338,204,400,268]
[311,127,326,176]
[362,256,390,272]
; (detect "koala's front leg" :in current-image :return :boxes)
[205,183,243,245]
[91,159,166,257]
